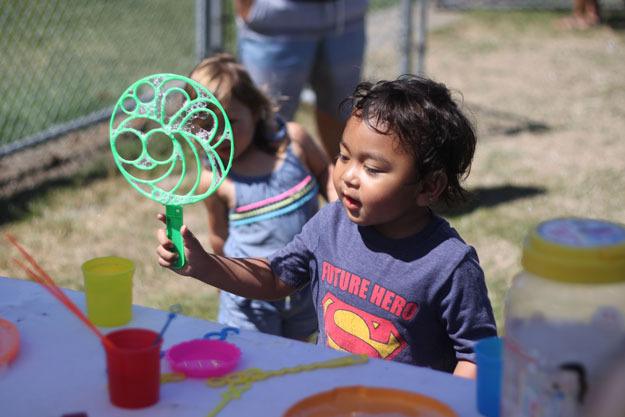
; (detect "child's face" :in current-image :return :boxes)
[215,97,256,162]
[333,116,428,238]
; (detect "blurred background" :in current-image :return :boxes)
[1,0,624,328]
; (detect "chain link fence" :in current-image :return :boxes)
[0,0,216,155]
[0,0,238,197]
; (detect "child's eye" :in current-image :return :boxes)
[364,165,382,175]
[335,153,349,163]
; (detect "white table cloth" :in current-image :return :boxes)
[0,276,481,417]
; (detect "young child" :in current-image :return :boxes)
[188,53,335,340]
[157,75,497,378]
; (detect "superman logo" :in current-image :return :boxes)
[322,292,407,360]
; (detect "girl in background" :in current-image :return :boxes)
[190,53,336,340]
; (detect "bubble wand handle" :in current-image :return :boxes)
[166,205,185,269]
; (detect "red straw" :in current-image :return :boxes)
[6,234,116,351]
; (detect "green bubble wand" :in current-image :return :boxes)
[110,74,234,268]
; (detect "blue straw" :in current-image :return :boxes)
[153,304,181,346]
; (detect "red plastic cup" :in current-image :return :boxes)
[104,328,161,409]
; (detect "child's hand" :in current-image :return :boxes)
[156,213,207,277]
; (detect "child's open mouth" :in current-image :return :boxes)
[343,195,361,210]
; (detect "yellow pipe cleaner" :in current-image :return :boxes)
[161,354,369,417]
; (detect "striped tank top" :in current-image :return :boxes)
[223,144,319,259]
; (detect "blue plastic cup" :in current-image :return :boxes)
[475,336,503,417]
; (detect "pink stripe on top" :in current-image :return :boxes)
[235,175,313,213]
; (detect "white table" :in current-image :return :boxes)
[0,276,481,417]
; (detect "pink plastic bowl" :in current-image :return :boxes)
[166,339,241,378]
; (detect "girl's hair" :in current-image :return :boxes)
[187,52,279,154]
[344,75,477,206]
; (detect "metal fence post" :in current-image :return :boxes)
[417,0,429,75]
[400,0,429,76]
[195,0,223,63]
[400,0,414,75]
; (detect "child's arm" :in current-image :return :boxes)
[287,122,338,202]
[440,253,497,378]
[204,196,227,256]
[200,170,229,256]
[453,360,476,379]
[156,214,296,300]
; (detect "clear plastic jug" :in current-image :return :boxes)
[501,218,625,417]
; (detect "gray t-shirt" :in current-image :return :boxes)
[269,202,497,372]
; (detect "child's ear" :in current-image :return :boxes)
[416,171,448,207]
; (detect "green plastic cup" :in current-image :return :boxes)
[82,256,134,327]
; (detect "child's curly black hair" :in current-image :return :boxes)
[344,75,476,206]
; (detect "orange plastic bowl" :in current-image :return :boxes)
[0,318,19,366]
[283,386,458,417]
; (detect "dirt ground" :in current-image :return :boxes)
[0,123,109,197]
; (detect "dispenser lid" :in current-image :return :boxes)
[522,218,625,283]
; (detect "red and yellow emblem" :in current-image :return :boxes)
[322,293,407,360]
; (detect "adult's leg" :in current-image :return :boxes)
[573,0,586,17]
[314,109,346,159]
[583,0,601,26]
[561,0,600,28]
[310,21,366,157]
